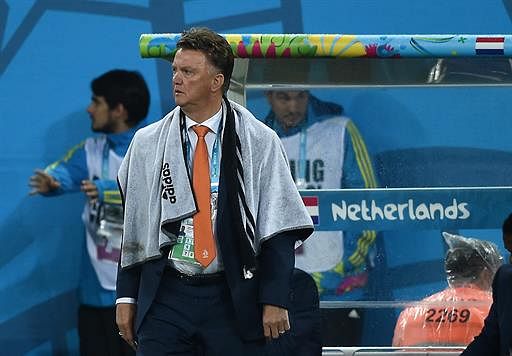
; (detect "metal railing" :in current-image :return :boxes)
[322,346,464,356]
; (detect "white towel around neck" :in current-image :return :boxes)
[118,100,313,269]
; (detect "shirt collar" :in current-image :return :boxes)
[106,124,141,155]
[185,107,222,134]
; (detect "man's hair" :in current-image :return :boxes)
[176,27,234,94]
[91,69,150,127]
[443,232,502,286]
[502,213,512,235]
[445,245,494,280]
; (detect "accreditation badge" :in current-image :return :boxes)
[169,183,218,265]
[169,218,201,265]
[97,203,123,250]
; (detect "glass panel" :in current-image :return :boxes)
[242,57,512,87]
[244,57,512,349]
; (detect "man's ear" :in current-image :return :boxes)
[265,91,274,102]
[111,103,127,117]
[211,73,225,92]
[111,103,130,125]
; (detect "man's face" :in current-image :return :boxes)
[266,91,309,129]
[172,49,217,112]
[87,95,118,133]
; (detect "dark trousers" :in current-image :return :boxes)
[137,268,265,356]
[78,305,135,356]
[137,268,321,356]
[320,308,364,346]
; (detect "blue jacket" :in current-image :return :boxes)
[45,127,137,199]
[461,264,512,356]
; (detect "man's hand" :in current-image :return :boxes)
[28,169,60,195]
[116,303,137,350]
[81,180,99,203]
[262,304,290,339]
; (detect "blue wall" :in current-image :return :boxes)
[1,0,511,353]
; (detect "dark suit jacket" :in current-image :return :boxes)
[461,264,512,356]
[116,156,306,342]
[268,268,321,356]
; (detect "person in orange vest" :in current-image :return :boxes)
[392,232,503,347]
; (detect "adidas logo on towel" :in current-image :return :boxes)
[161,162,176,203]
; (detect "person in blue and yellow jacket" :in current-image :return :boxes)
[29,69,149,356]
[265,90,378,346]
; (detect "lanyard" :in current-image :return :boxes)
[101,139,110,179]
[272,115,308,188]
[296,124,308,188]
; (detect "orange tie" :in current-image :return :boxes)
[192,125,216,267]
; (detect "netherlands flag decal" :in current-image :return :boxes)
[475,37,505,55]
[302,196,319,225]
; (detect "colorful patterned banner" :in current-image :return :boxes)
[300,187,512,231]
[140,33,512,59]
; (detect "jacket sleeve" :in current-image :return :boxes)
[116,173,141,301]
[45,141,88,194]
[342,120,378,189]
[94,178,121,204]
[461,267,502,355]
[340,120,379,274]
[116,261,142,301]
[258,231,297,309]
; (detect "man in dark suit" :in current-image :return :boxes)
[115,27,315,355]
[460,264,512,355]
[461,215,512,355]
